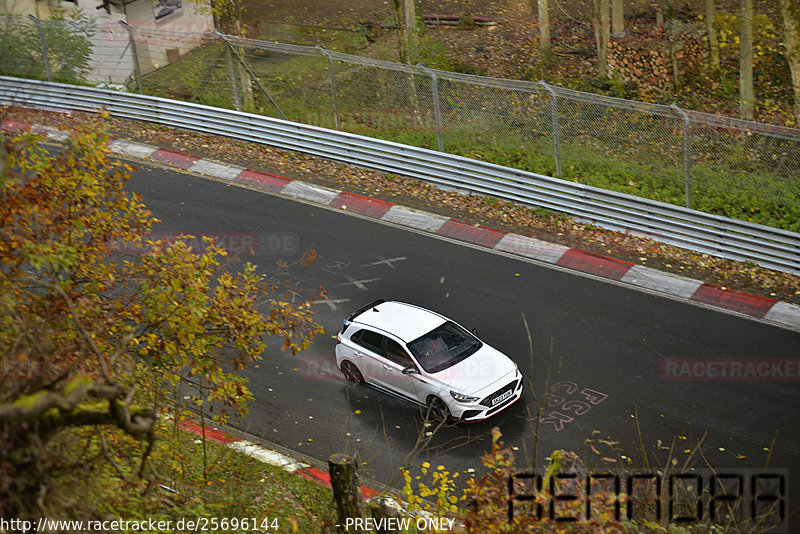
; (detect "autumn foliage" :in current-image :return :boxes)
[0,116,323,518]
[400,428,761,533]
[402,429,634,533]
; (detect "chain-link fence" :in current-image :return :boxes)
[0,15,136,87]
[3,16,799,232]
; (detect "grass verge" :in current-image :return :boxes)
[78,418,336,533]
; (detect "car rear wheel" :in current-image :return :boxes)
[427,396,451,422]
[341,360,364,384]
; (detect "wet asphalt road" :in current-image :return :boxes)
[130,162,800,530]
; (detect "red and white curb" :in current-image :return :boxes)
[178,420,379,499]
[7,121,800,331]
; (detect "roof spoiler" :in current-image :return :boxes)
[345,299,387,323]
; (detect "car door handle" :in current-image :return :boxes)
[355,351,365,357]
[383,365,393,371]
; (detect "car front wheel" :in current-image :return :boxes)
[426,396,451,422]
[341,360,364,384]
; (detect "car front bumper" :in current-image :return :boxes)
[453,379,524,422]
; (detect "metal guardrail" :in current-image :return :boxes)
[2,76,799,275]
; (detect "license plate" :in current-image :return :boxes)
[492,389,513,406]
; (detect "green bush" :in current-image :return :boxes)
[0,11,94,84]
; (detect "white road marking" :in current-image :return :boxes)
[381,206,447,231]
[191,159,243,181]
[37,125,70,141]
[765,302,800,329]
[336,276,381,291]
[494,233,569,264]
[311,298,351,310]
[360,256,407,269]
[621,265,703,299]
[108,139,158,159]
[282,181,338,204]
[227,440,309,472]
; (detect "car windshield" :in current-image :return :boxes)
[407,321,482,374]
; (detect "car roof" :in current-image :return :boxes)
[351,301,446,343]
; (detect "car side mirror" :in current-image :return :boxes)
[402,366,417,375]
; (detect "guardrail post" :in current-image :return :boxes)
[539,80,562,179]
[226,47,241,111]
[671,103,692,208]
[119,21,142,94]
[28,15,52,83]
[418,64,444,152]
[317,45,340,130]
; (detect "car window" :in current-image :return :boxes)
[384,339,413,368]
[351,328,383,354]
[407,321,482,373]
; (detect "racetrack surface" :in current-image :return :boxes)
[130,161,800,529]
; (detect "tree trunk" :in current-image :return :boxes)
[537,0,552,57]
[404,0,418,57]
[612,0,624,36]
[704,0,721,74]
[393,0,408,63]
[328,454,367,533]
[668,15,683,90]
[778,0,800,123]
[739,0,754,120]
[404,0,418,36]
[593,0,610,79]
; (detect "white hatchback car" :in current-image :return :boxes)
[335,300,523,422]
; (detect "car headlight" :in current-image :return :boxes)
[450,390,479,403]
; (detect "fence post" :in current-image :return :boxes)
[418,64,444,152]
[225,47,241,111]
[216,31,287,120]
[28,15,52,83]
[119,21,142,93]
[317,46,340,130]
[670,103,692,208]
[538,80,562,178]
[328,453,365,533]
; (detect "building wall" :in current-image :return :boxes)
[80,3,132,85]
[2,0,214,83]
[0,0,49,18]
[122,0,214,74]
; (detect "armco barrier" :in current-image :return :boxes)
[1,76,799,275]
